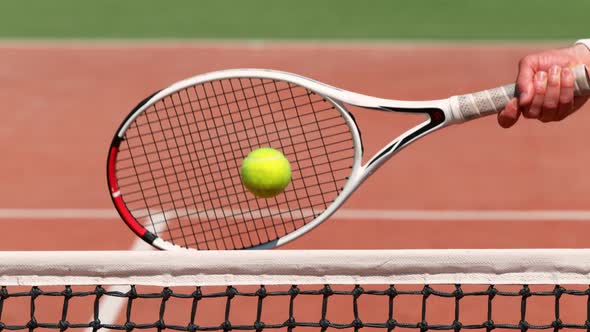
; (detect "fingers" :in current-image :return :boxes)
[524,70,547,119]
[497,98,520,128]
[506,65,581,126]
[499,46,590,128]
[556,67,574,120]
[539,65,561,122]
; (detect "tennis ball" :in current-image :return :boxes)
[241,147,291,198]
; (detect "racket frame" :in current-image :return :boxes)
[107,69,458,250]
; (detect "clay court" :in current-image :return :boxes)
[0,42,589,330]
[1,42,589,250]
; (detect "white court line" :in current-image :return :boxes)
[2,208,590,221]
[0,208,117,219]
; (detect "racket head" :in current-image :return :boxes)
[107,69,364,250]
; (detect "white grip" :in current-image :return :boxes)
[452,64,590,121]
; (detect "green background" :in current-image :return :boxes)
[0,0,587,40]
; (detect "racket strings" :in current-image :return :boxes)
[122,159,352,205]
[116,130,349,201]
[118,111,344,174]
[214,79,272,248]
[222,78,296,247]
[164,89,221,250]
[128,97,344,248]
[116,77,355,249]
[127,89,319,143]
[142,97,198,248]
[211,78,281,247]
[126,177,348,250]
[122,145,352,209]
[275,80,324,229]
[139,172,345,226]
[115,111,344,179]
[188,81,258,249]
[131,176,344,227]
[131,79,310,132]
[146,186,342,239]
[129,117,182,245]
[255,78,341,244]
[126,97,350,170]
[301,87,341,211]
[126,91,330,249]
[159,93,211,248]
[116,92,343,177]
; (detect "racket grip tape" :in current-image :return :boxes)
[453,64,590,121]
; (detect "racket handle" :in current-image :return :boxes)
[453,64,590,121]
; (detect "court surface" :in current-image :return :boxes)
[1,41,590,330]
[1,42,589,250]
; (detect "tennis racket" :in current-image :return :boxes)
[107,65,590,250]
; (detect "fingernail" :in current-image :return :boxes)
[535,71,547,81]
[534,71,547,93]
[549,65,561,80]
[562,67,573,79]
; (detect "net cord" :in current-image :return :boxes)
[0,249,589,286]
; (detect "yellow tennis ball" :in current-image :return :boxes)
[241,147,292,198]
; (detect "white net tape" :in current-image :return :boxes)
[0,249,589,286]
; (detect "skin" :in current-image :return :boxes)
[498,44,590,128]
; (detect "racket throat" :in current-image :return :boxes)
[363,109,446,175]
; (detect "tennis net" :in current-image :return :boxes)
[1,249,590,331]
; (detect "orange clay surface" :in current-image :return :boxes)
[0,43,588,250]
[0,42,588,330]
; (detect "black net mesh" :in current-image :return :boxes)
[114,77,355,250]
[2,284,590,331]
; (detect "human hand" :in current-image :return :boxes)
[498,44,590,128]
